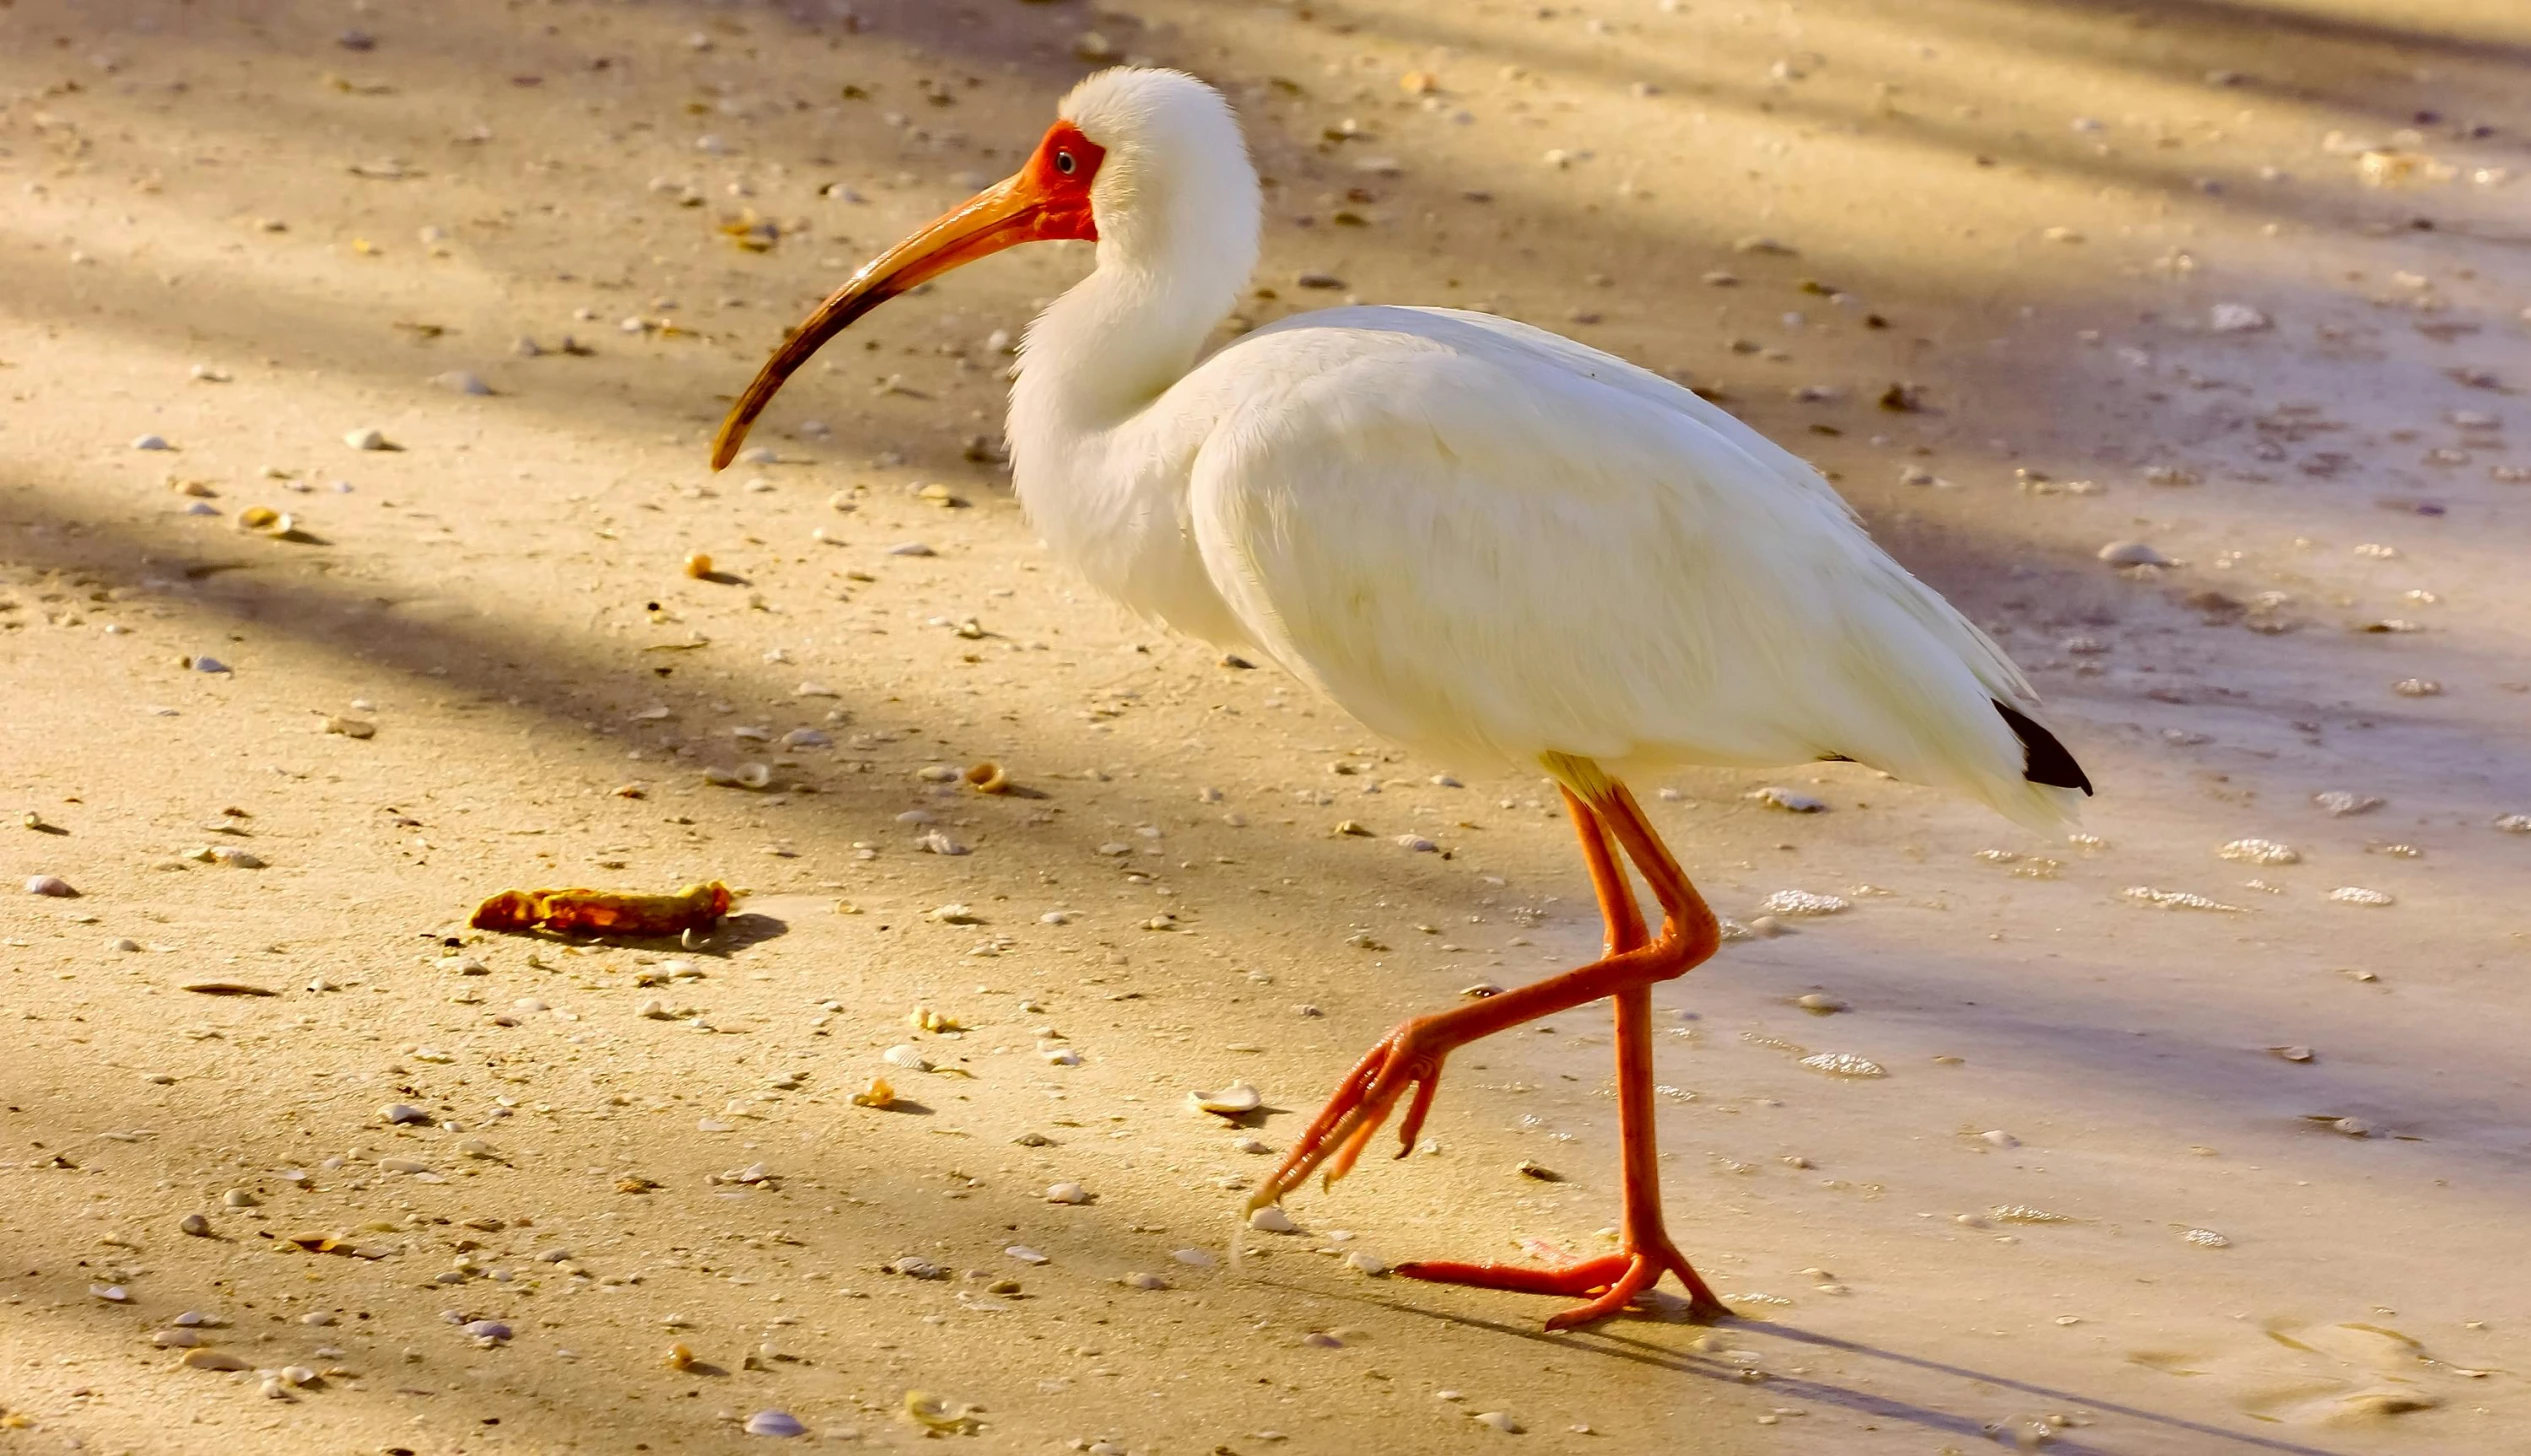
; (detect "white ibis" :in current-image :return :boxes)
[713,68,2091,1330]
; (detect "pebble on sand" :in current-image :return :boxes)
[432,370,492,396]
[2096,540,2168,567]
[26,874,77,897]
[1046,1181,1091,1204]
[2207,302,2272,333]
[132,434,173,451]
[744,1410,807,1438]
[344,427,390,451]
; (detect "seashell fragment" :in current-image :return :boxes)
[2328,886,2395,907]
[2217,838,2300,865]
[1190,1081,1262,1117]
[380,1103,431,1125]
[1045,1181,1090,1204]
[881,1045,930,1072]
[1798,1052,1885,1078]
[903,1391,981,1436]
[906,1005,965,1033]
[1793,993,1849,1014]
[1749,786,1827,813]
[2122,886,2249,912]
[2182,1228,2231,1248]
[963,761,1010,793]
[181,1348,254,1371]
[1990,1205,2075,1224]
[2313,790,2383,817]
[1247,1204,1298,1233]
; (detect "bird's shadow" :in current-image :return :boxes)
[492,911,789,958]
[1253,1276,2348,1456]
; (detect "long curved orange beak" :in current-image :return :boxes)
[711,152,1096,471]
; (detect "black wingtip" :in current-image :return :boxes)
[1994,700,2093,796]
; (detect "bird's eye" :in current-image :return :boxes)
[1054,149,1077,175]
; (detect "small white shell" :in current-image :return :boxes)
[1756,889,1848,917]
[1045,1181,1090,1204]
[1248,1205,1298,1234]
[881,1044,931,1072]
[1189,1081,1262,1116]
[744,1410,807,1438]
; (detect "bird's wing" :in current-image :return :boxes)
[1178,307,2079,834]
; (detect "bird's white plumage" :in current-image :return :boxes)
[1011,70,2081,835]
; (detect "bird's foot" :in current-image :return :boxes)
[1248,1021,1448,1214]
[1395,1231,1727,1331]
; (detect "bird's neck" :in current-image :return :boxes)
[1013,262,1236,438]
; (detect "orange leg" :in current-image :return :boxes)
[1249,761,1727,1329]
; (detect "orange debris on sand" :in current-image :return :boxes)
[470,881,734,937]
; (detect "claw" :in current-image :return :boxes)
[1395,1237,1726,1330]
[1251,1024,1446,1209]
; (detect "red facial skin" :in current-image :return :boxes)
[711,121,1105,468]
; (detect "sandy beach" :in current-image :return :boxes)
[3,1,2528,1451]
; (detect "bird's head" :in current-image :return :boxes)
[711,67,1254,469]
